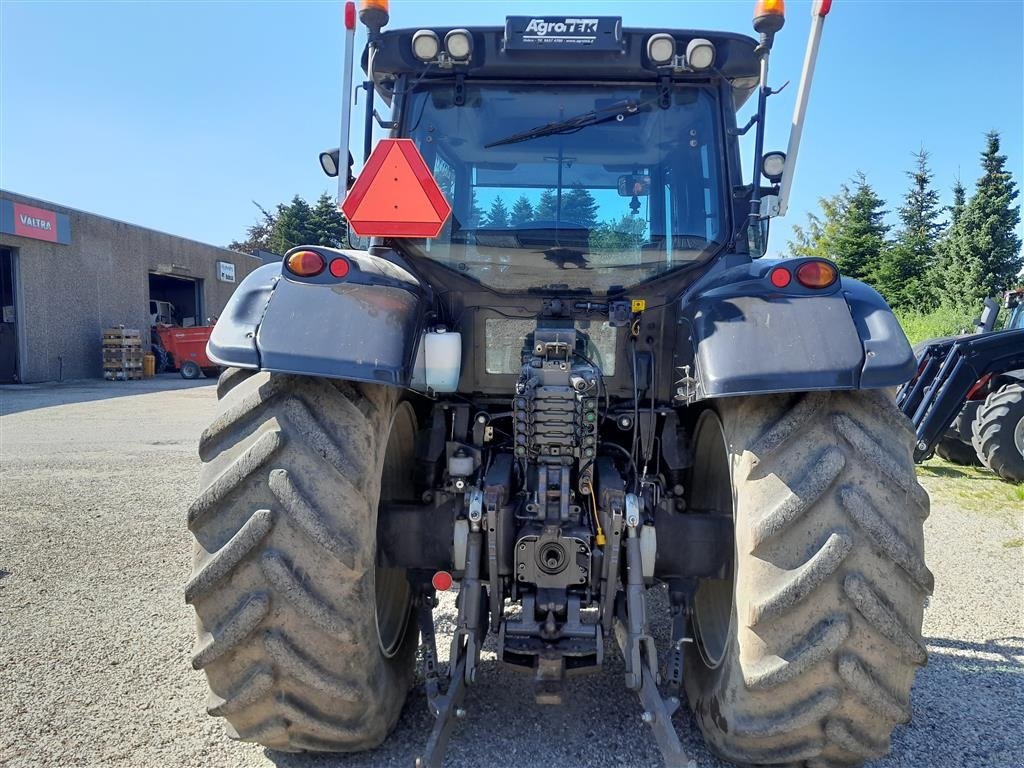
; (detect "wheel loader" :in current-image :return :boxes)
[187,2,933,765]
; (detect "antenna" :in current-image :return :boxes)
[777,0,832,217]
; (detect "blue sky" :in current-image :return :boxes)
[2,0,1021,257]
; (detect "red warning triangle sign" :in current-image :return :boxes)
[342,139,452,238]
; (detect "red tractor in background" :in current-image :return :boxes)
[899,288,1024,483]
[149,299,220,379]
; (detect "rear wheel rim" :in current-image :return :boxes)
[375,402,415,658]
[689,409,736,670]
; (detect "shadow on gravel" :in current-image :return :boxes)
[258,636,1024,768]
[896,636,1024,767]
[0,375,214,416]
[925,635,1024,672]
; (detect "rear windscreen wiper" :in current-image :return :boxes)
[484,99,652,149]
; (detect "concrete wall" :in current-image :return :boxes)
[0,192,261,382]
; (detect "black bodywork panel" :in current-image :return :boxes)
[210,251,916,399]
[207,246,428,386]
[675,260,917,398]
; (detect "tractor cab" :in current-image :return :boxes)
[354,23,769,294]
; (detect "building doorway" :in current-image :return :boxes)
[0,247,19,383]
[148,272,203,327]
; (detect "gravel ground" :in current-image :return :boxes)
[1,378,1022,767]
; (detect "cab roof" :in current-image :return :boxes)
[367,25,761,108]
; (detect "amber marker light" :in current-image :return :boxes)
[285,250,326,277]
[795,260,838,289]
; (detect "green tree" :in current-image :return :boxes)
[931,178,967,301]
[562,187,599,228]
[789,175,888,284]
[229,201,277,254]
[873,150,942,310]
[231,194,350,255]
[269,195,318,254]
[590,215,648,251]
[483,196,510,228]
[535,189,558,220]
[834,173,890,282]
[935,131,1022,309]
[309,192,348,248]
[789,188,850,260]
[510,195,535,226]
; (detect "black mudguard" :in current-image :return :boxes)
[678,259,916,399]
[207,247,427,387]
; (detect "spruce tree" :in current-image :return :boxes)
[935,132,1022,309]
[831,173,889,282]
[873,150,941,309]
[269,195,317,254]
[562,188,599,228]
[932,179,968,303]
[510,195,535,226]
[535,189,558,220]
[310,192,348,248]
[483,196,510,228]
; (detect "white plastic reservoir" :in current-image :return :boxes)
[413,328,461,393]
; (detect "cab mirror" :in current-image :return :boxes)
[319,149,357,190]
[618,174,651,197]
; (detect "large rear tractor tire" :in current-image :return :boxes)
[684,390,933,767]
[971,382,1024,483]
[186,371,418,751]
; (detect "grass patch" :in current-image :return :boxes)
[916,457,1024,525]
[1003,538,1024,549]
[895,306,979,345]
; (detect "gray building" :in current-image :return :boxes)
[0,191,262,383]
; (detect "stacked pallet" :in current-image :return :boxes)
[102,327,143,381]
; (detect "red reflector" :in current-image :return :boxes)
[770,267,792,288]
[431,571,453,591]
[795,260,838,289]
[344,1,356,29]
[285,250,325,277]
[342,139,452,238]
[329,258,350,279]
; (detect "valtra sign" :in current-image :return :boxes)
[0,199,72,245]
[14,203,58,242]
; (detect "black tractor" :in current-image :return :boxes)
[187,2,933,766]
[899,289,1024,483]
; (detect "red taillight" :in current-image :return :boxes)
[285,250,325,277]
[329,258,350,279]
[795,260,838,289]
[431,571,453,591]
[770,266,792,288]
